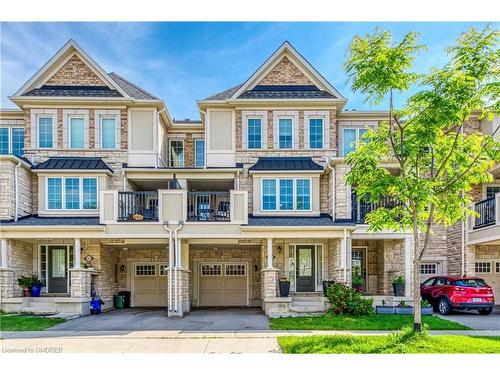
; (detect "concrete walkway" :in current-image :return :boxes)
[2,329,500,354]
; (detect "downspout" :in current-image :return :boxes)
[236,170,240,190]
[14,161,21,222]
[164,224,173,312]
[343,228,348,283]
[173,223,183,312]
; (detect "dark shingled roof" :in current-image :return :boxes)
[24,85,123,97]
[238,85,335,99]
[33,157,113,172]
[204,84,242,100]
[109,72,159,100]
[246,214,353,227]
[1,216,102,226]
[249,157,323,172]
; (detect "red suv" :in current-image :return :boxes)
[421,276,495,315]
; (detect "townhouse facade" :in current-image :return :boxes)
[0,40,498,317]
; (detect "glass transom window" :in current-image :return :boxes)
[135,264,156,276]
[170,140,184,167]
[247,118,262,149]
[421,263,437,275]
[201,264,222,276]
[38,117,53,148]
[101,117,116,149]
[225,264,246,276]
[279,118,293,149]
[69,117,85,148]
[475,262,491,273]
[309,118,323,149]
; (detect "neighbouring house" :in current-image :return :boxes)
[0,40,498,317]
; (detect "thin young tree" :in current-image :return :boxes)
[344,26,499,331]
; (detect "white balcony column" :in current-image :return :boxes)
[266,238,273,269]
[1,239,9,268]
[74,238,81,269]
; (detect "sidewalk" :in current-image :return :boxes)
[1,329,499,354]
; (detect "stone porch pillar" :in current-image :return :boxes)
[0,239,14,299]
[70,269,92,298]
[262,238,278,299]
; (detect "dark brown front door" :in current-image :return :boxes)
[48,246,68,293]
[296,245,315,292]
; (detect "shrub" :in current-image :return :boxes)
[326,282,374,315]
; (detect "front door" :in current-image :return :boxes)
[296,245,315,292]
[352,247,367,291]
[48,246,68,293]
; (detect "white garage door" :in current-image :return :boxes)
[475,260,500,304]
[199,263,248,307]
[132,263,168,307]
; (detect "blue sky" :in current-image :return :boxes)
[0,22,495,119]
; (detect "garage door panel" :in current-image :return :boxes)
[133,263,168,307]
[199,262,248,307]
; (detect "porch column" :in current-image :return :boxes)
[404,235,413,297]
[262,238,278,300]
[0,239,14,299]
[74,238,81,269]
[266,238,273,269]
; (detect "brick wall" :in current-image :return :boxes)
[46,55,106,86]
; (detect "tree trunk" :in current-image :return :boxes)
[412,222,422,332]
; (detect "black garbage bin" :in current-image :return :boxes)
[118,291,131,308]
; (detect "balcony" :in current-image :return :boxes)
[468,193,500,245]
[117,191,159,222]
[351,193,401,224]
[187,192,230,222]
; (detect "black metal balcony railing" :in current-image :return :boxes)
[351,193,400,224]
[118,191,159,222]
[187,192,230,222]
[473,196,496,229]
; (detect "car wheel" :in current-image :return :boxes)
[438,298,452,315]
[478,308,493,315]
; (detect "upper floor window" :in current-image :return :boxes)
[195,139,205,167]
[309,118,323,149]
[279,118,293,149]
[486,186,500,199]
[38,117,53,148]
[69,117,85,148]
[262,178,311,211]
[0,127,25,156]
[101,117,116,149]
[342,127,368,156]
[47,177,98,211]
[248,118,262,149]
[170,140,184,167]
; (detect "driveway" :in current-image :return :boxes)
[48,307,270,331]
[438,306,500,330]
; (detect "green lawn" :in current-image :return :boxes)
[0,313,65,331]
[278,334,500,354]
[270,314,469,331]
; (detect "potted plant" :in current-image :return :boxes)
[132,213,144,221]
[394,300,414,315]
[17,275,33,297]
[352,266,364,291]
[421,299,433,315]
[375,299,394,314]
[29,274,43,297]
[392,276,405,296]
[278,276,291,297]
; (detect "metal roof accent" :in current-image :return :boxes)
[1,216,102,226]
[245,214,352,227]
[24,85,123,98]
[32,157,113,172]
[248,157,323,171]
[238,85,335,99]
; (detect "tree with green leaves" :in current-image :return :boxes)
[344,26,499,331]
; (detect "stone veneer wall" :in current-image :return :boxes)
[0,159,32,220]
[326,238,342,281]
[46,55,106,86]
[190,246,261,306]
[5,240,34,297]
[258,56,313,85]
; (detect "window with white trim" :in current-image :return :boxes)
[420,263,438,275]
[496,262,500,273]
[278,118,293,149]
[0,128,9,154]
[195,139,205,167]
[342,127,368,156]
[0,127,24,156]
[486,186,500,199]
[475,262,491,273]
[262,178,312,212]
[38,117,53,148]
[169,140,184,167]
[101,117,116,149]
[201,264,222,276]
[135,264,156,276]
[309,118,323,149]
[46,177,98,211]
[159,264,168,276]
[247,118,262,149]
[225,264,246,276]
[69,117,85,148]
